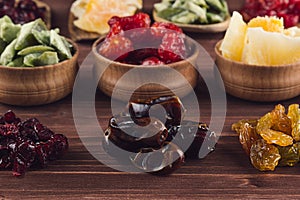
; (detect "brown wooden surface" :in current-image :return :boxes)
[1,1,300,199]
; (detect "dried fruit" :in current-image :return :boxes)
[233,104,300,171]
[240,0,300,28]
[103,95,215,175]
[99,12,185,65]
[0,110,68,177]
[250,139,281,171]
[98,35,134,62]
[232,119,259,155]
[277,143,300,167]
[287,104,300,142]
[158,32,186,64]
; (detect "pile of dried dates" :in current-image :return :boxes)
[232,104,300,171]
[0,110,68,177]
[98,12,187,65]
[103,96,217,175]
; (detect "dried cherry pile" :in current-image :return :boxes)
[103,96,217,175]
[232,104,300,171]
[0,110,68,177]
[98,12,187,65]
[240,0,300,27]
[0,0,46,25]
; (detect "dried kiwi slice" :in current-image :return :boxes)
[24,51,59,67]
[50,30,72,60]
[18,45,55,56]
[15,19,47,50]
[0,39,16,65]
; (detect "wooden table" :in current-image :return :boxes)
[1,1,299,199]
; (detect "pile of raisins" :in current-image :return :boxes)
[98,12,187,65]
[232,104,300,171]
[0,0,46,25]
[103,96,217,175]
[0,110,68,177]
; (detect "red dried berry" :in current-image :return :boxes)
[99,35,134,62]
[142,57,164,65]
[106,20,124,39]
[151,22,183,38]
[128,48,159,64]
[158,33,186,64]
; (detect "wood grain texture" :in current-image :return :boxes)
[0,40,79,106]
[1,1,300,199]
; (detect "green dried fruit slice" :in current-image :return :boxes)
[7,57,24,67]
[50,30,72,60]
[15,19,47,50]
[24,51,59,67]
[0,39,17,65]
[18,45,54,56]
[0,22,21,43]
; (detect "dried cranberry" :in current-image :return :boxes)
[151,22,183,38]
[158,33,186,64]
[98,35,134,62]
[106,21,124,39]
[128,48,159,64]
[278,13,299,28]
[142,57,164,65]
[49,134,68,159]
[4,110,17,124]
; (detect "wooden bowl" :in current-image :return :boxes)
[215,40,300,102]
[0,40,79,106]
[92,37,200,101]
[153,10,230,33]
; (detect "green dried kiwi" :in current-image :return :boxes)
[32,28,59,46]
[50,30,72,60]
[15,19,47,50]
[7,57,24,67]
[18,45,55,56]
[0,39,17,65]
[206,12,224,23]
[205,0,224,12]
[157,7,184,20]
[171,11,199,24]
[0,15,12,27]
[24,51,59,67]
[0,22,21,43]
[0,38,7,55]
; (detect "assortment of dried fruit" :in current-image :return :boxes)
[240,0,300,28]
[0,0,47,25]
[154,0,229,24]
[0,110,68,177]
[220,11,300,66]
[98,12,187,65]
[103,96,217,175]
[0,15,74,67]
[232,104,300,171]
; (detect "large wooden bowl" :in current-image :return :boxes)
[92,37,200,101]
[0,40,79,106]
[215,40,300,102]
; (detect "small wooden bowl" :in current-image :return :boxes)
[215,40,300,102]
[92,37,200,101]
[153,10,230,33]
[0,40,79,106]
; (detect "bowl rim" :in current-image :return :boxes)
[215,39,300,69]
[0,38,79,71]
[92,36,200,69]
